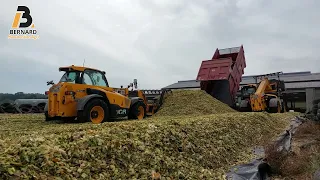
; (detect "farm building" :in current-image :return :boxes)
[162,71,320,113]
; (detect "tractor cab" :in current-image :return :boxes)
[240,84,257,98]
[236,84,257,112]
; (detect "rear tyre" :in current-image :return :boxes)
[129,101,146,120]
[45,111,54,121]
[77,99,109,124]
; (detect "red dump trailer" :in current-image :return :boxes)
[196,45,246,107]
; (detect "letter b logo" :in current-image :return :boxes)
[12,6,33,28]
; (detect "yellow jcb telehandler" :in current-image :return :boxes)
[44,65,171,124]
[238,72,287,113]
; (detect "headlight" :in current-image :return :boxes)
[50,84,62,93]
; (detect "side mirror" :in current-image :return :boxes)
[47,80,54,86]
[133,79,137,89]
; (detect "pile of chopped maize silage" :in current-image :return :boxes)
[0,111,297,179]
[154,90,236,117]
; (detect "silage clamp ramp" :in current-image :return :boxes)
[196,45,246,107]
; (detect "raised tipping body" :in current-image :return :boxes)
[196,45,246,107]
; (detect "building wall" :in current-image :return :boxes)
[315,89,320,100]
[304,88,320,112]
[286,101,306,112]
[295,101,307,109]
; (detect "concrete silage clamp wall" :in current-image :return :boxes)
[0,99,47,113]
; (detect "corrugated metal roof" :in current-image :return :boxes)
[162,72,320,89]
[163,80,200,89]
[240,73,320,85]
[242,71,311,78]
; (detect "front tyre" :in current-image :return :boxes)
[271,101,282,113]
[129,101,146,120]
[78,99,109,124]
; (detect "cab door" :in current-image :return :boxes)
[81,69,131,110]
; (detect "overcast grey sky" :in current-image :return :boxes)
[1,0,319,93]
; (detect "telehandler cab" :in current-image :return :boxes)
[44,65,170,124]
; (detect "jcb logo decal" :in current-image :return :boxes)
[116,109,127,115]
[8,6,39,40]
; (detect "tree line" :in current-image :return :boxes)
[0,92,47,103]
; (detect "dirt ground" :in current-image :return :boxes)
[267,119,320,179]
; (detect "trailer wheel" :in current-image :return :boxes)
[129,101,146,120]
[77,98,109,124]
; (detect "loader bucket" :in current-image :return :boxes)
[140,89,172,114]
[158,89,172,107]
[141,89,172,104]
[141,90,163,103]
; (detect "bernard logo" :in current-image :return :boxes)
[8,6,39,40]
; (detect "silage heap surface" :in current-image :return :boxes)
[0,112,296,179]
[154,90,236,117]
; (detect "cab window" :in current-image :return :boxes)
[82,73,93,85]
[82,69,108,87]
[241,87,256,96]
[59,71,81,83]
[247,87,256,94]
